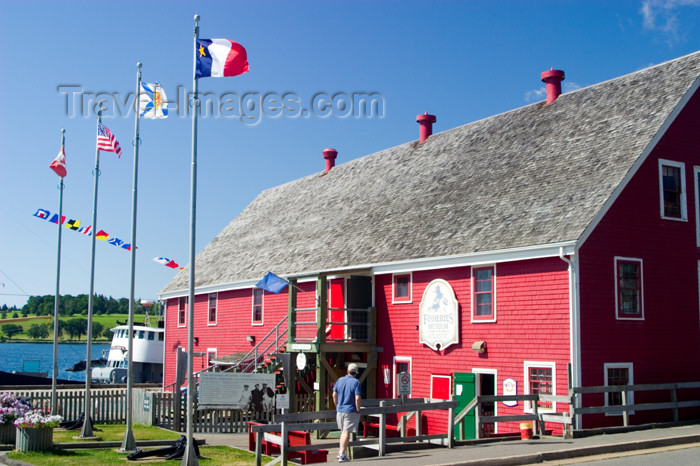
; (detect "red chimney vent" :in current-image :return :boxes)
[416,112,436,143]
[323,148,338,173]
[541,68,565,105]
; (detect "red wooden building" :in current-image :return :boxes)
[160,52,700,434]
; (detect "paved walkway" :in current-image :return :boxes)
[196,423,700,465]
[2,424,699,465]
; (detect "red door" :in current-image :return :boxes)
[329,278,345,340]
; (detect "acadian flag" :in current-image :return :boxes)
[196,39,249,79]
[139,82,168,119]
[97,122,122,158]
[49,147,67,178]
[255,272,290,294]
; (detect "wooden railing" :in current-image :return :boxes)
[251,397,458,466]
[571,381,700,427]
[459,394,572,438]
[290,306,374,343]
[152,390,314,433]
[453,381,700,438]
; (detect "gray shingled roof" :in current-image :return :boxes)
[161,52,700,295]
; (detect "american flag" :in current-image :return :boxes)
[97,122,122,157]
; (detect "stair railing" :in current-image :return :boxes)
[237,315,289,373]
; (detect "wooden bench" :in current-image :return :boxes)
[248,421,329,464]
[363,421,415,438]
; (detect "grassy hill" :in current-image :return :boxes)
[0,313,155,343]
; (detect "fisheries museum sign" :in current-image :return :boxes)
[419,279,459,351]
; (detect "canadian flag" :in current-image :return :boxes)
[49,147,67,178]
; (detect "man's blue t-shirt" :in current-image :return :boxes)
[334,374,362,413]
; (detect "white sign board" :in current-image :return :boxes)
[199,372,276,411]
[419,279,459,351]
[502,378,518,407]
[397,371,411,396]
[276,393,290,410]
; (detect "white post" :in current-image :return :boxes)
[378,400,386,456]
[280,420,288,466]
[182,13,201,466]
[447,396,455,448]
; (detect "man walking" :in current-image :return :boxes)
[332,363,362,462]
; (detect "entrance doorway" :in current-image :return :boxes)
[473,369,496,436]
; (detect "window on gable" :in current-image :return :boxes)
[178,297,188,327]
[208,293,217,325]
[392,273,412,303]
[473,266,495,321]
[659,160,686,220]
[615,258,643,320]
[252,288,263,325]
[604,363,634,414]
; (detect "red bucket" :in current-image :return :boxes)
[519,423,533,440]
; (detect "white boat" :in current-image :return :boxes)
[92,324,164,384]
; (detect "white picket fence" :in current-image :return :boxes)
[6,387,127,424]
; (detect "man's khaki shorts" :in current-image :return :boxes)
[336,411,360,433]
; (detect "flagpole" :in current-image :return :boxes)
[51,128,65,415]
[121,62,142,452]
[80,110,103,439]
[182,13,201,466]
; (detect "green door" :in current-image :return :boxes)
[454,372,476,440]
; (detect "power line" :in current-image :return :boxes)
[0,268,30,297]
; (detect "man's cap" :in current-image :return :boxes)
[347,363,359,374]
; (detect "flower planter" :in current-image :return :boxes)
[15,427,53,452]
[0,424,15,444]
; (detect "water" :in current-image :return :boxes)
[0,342,110,382]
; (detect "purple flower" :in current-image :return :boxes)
[0,393,31,425]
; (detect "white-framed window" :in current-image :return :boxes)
[252,288,264,325]
[392,272,413,304]
[472,265,496,322]
[393,356,412,398]
[604,362,634,415]
[524,361,556,413]
[178,297,188,327]
[698,261,700,332]
[208,293,217,326]
[206,348,217,368]
[659,159,687,221]
[430,374,452,400]
[694,167,700,246]
[614,257,644,320]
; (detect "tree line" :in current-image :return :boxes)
[2,318,109,341]
[1,294,160,319]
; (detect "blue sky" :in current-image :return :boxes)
[2,0,700,309]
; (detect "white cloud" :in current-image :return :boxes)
[525,88,546,102]
[524,82,581,103]
[640,0,700,42]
